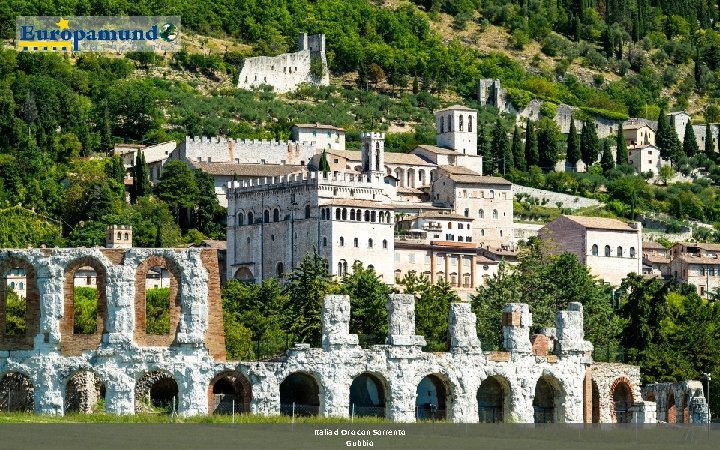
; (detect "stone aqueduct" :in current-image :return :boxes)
[0,247,695,423]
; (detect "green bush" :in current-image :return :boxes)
[579,106,629,121]
[146,288,170,335]
[74,287,98,334]
[505,88,532,110]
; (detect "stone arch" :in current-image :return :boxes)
[609,377,634,423]
[349,372,387,418]
[667,392,677,423]
[0,372,34,412]
[134,255,182,347]
[533,375,565,423]
[477,375,510,423]
[64,370,106,414]
[415,373,451,421]
[280,372,320,416]
[407,168,415,188]
[208,371,252,414]
[0,257,40,350]
[135,370,179,414]
[60,256,108,356]
[233,267,254,282]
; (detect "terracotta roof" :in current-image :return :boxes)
[642,241,666,250]
[327,149,362,161]
[677,242,720,251]
[322,199,390,208]
[416,211,471,220]
[643,254,670,264]
[436,104,476,112]
[561,215,637,231]
[439,166,512,185]
[623,122,653,131]
[397,187,424,194]
[676,254,720,264]
[414,144,457,155]
[429,240,477,248]
[293,123,345,131]
[190,161,305,177]
[191,240,227,250]
[384,152,434,166]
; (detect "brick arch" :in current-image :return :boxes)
[135,369,179,413]
[64,369,106,414]
[60,256,108,356]
[208,371,252,414]
[609,376,635,423]
[0,256,40,350]
[667,391,677,423]
[0,371,34,412]
[134,255,182,347]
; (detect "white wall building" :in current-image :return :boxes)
[292,124,345,151]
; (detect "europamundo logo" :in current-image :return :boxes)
[16,16,181,53]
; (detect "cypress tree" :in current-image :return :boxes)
[492,117,512,174]
[478,121,493,175]
[580,120,600,166]
[566,119,581,164]
[511,125,526,171]
[131,148,151,203]
[656,107,669,158]
[615,123,629,165]
[525,120,539,167]
[705,123,715,160]
[601,140,615,173]
[537,119,560,170]
[683,120,699,157]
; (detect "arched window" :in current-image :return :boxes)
[592,245,598,256]
[340,237,345,247]
[342,208,347,220]
[305,205,311,219]
[368,239,373,248]
[264,210,270,223]
[124,232,129,240]
[604,245,611,257]
[117,232,122,239]
[440,116,445,133]
[448,115,453,131]
[629,247,636,258]
[459,115,464,131]
[350,209,356,221]
[458,223,464,230]
[492,209,498,219]
[448,222,453,229]
[336,208,341,220]
[237,212,245,226]
[364,210,370,221]
[354,238,359,247]
[273,208,280,222]
[276,262,284,278]
[479,209,484,219]
[383,239,388,249]
[371,211,376,222]
[617,246,623,257]
[247,212,254,224]
[323,237,328,247]
[468,115,473,132]
[481,229,485,236]
[18,282,23,290]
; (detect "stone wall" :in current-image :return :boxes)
[514,185,602,210]
[0,249,647,422]
[176,136,317,166]
[642,381,708,423]
[237,33,329,93]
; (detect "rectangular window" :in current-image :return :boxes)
[425,255,431,264]
[451,257,457,266]
[409,253,415,263]
[464,258,470,267]
[394,253,400,262]
[710,267,716,277]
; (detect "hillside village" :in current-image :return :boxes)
[3,0,720,426]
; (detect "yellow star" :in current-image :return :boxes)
[56,17,69,30]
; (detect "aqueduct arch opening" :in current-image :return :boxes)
[135,371,179,414]
[65,370,105,414]
[533,375,565,423]
[280,372,320,416]
[0,372,34,412]
[477,376,509,423]
[208,371,252,415]
[349,373,386,418]
[415,374,449,421]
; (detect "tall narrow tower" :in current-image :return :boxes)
[435,105,478,155]
[360,132,385,177]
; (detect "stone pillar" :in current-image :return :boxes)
[449,303,481,352]
[502,303,531,353]
[34,366,63,415]
[35,264,63,349]
[470,255,476,288]
[689,396,710,424]
[103,266,135,345]
[321,295,358,351]
[444,254,449,284]
[178,368,209,417]
[555,302,593,356]
[176,253,209,345]
[105,382,135,415]
[631,401,657,424]
[386,294,426,347]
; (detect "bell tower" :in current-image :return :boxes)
[360,132,385,177]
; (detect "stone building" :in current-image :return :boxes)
[237,33,329,93]
[0,252,657,423]
[431,166,514,248]
[539,215,643,286]
[623,122,655,149]
[641,381,708,423]
[225,171,396,283]
[642,241,671,277]
[173,136,316,167]
[291,124,345,151]
[670,242,720,297]
[435,105,477,155]
[627,145,670,176]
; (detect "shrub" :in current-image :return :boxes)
[505,88,532,110]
